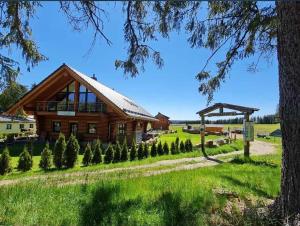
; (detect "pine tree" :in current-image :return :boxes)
[92,139,102,164]
[137,143,144,160]
[179,141,185,153]
[113,142,121,163]
[171,142,176,155]
[188,139,193,152]
[0,147,11,175]
[39,142,52,170]
[120,139,128,161]
[163,142,169,155]
[82,143,93,166]
[143,143,149,158]
[130,140,137,161]
[150,143,157,157]
[184,139,189,152]
[104,144,114,164]
[18,147,33,171]
[53,133,66,169]
[175,137,180,151]
[64,134,80,168]
[157,141,164,155]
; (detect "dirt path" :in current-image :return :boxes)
[0,140,276,187]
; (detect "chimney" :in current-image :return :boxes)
[91,74,97,81]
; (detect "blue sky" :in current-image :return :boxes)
[14,2,278,120]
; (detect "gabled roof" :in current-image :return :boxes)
[155,112,170,119]
[197,103,259,116]
[6,64,156,121]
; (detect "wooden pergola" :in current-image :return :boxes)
[196,103,259,157]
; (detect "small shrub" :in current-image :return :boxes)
[175,137,180,151]
[82,143,93,166]
[143,143,149,158]
[137,143,144,160]
[150,143,157,157]
[113,142,121,163]
[188,139,193,152]
[157,141,164,155]
[18,147,33,171]
[130,141,137,161]
[171,142,176,155]
[163,142,169,155]
[121,140,128,161]
[180,141,185,153]
[64,134,80,168]
[53,133,66,169]
[39,142,52,170]
[0,147,11,175]
[104,144,114,164]
[184,139,189,152]
[92,139,102,164]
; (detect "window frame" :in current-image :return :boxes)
[88,123,97,134]
[118,123,126,135]
[6,124,12,130]
[19,124,24,129]
[29,124,34,128]
[52,121,61,133]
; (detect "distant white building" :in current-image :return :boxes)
[0,115,36,135]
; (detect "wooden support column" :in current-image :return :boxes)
[74,80,79,112]
[201,114,205,152]
[244,113,250,158]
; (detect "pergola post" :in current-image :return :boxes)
[244,113,250,158]
[201,114,205,152]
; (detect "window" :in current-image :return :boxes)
[78,84,106,112]
[88,123,97,134]
[6,124,12,130]
[118,123,126,135]
[19,124,24,129]
[29,124,34,128]
[53,121,61,133]
[54,81,75,111]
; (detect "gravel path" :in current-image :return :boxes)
[0,140,277,187]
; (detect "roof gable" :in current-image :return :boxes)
[155,112,170,119]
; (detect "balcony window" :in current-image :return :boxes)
[54,81,75,111]
[78,84,106,113]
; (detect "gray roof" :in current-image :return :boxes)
[68,66,156,121]
[0,115,35,123]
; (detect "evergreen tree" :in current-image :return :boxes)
[130,140,137,161]
[53,133,66,169]
[143,143,149,158]
[175,137,180,151]
[82,143,93,166]
[163,142,169,155]
[18,147,33,171]
[188,139,193,152]
[137,143,144,160]
[64,134,80,168]
[120,139,128,161]
[170,142,176,155]
[113,142,121,163]
[179,140,185,153]
[0,147,11,175]
[104,144,114,164]
[157,141,164,155]
[39,142,52,170]
[92,139,102,164]
[150,143,157,157]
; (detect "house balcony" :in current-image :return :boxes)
[36,101,106,114]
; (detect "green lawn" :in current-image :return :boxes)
[0,145,281,225]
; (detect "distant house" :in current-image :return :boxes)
[205,124,223,134]
[5,64,157,143]
[151,112,170,130]
[0,115,36,135]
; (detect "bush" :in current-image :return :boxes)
[64,134,80,168]
[18,147,33,171]
[130,141,137,161]
[121,140,128,161]
[104,144,114,164]
[163,142,169,155]
[157,141,164,155]
[39,142,52,170]
[180,140,185,153]
[53,133,66,169]
[92,139,102,164]
[82,143,93,166]
[171,141,177,155]
[188,139,193,152]
[0,147,11,175]
[150,143,157,157]
[175,137,180,151]
[184,139,189,152]
[113,142,121,163]
[137,143,144,160]
[143,143,149,158]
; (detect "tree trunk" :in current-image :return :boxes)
[277,2,300,224]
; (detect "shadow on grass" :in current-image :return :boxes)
[221,175,273,199]
[201,149,224,164]
[230,156,277,168]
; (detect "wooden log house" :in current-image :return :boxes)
[151,112,170,130]
[5,64,157,143]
